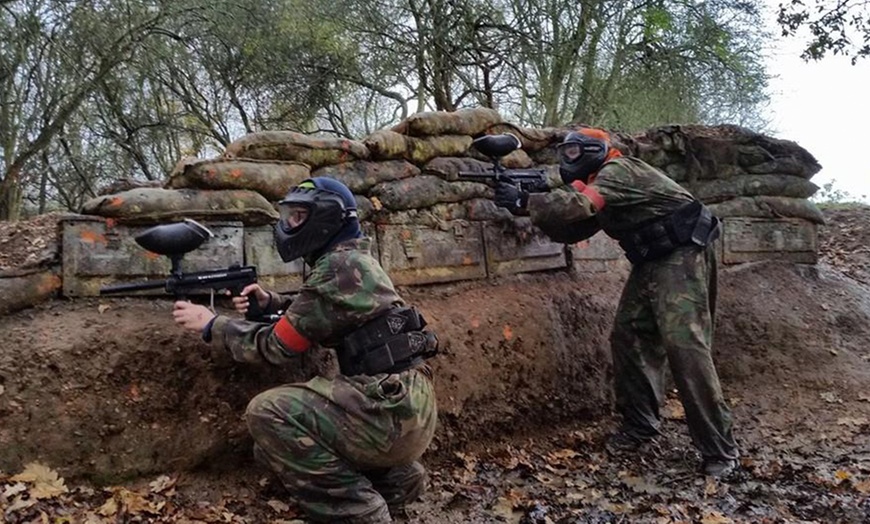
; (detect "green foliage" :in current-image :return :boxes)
[777,0,870,63]
[812,179,869,205]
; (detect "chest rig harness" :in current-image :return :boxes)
[617,200,720,265]
[338,307,438,376]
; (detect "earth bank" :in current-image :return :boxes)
[1,205,870,523]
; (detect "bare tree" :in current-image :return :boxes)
[0,0,186,220]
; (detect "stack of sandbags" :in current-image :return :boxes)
[627,124,823,224]
[79,132,374,225]
[80,109,823,229]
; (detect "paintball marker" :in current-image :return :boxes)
[458,133,549,193]
[100,219,269,321]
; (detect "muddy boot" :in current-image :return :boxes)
[702,458,739,478]
[605,430,655,455]
[365,461,428,514]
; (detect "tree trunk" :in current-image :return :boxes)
[0,165,22,220]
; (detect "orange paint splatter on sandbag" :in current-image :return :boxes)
[36,274,62,294]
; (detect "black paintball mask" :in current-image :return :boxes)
[274,178,360,264]
[557,131,609,185]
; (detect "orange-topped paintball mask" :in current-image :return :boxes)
[557,128,617,184]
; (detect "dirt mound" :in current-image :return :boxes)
[818,203,870,286]
[0,271,624,483]
[0,213,65,271]
[2,206,870,522]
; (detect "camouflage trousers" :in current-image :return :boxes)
[611,245,738,461]
[245,366,438,523]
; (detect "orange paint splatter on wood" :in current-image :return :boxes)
[108,197,125,207]
[229,169,243,179]
[80,230,107,245]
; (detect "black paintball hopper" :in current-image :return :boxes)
[135,219,214,257]
[471,133,522,159]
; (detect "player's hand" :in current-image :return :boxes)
[232,284,270,315]
[494,182,530,215]
[172,301,216,332]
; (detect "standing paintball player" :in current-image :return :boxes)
[492,127,738,477]
[172,177,439,522]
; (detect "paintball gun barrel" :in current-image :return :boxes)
[99,219,267,321]
[458,133,549,193]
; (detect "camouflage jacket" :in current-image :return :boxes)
[527,156,695,242]
[209,237,405,366]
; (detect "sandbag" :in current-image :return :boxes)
[364,131,473,165]
[371,198,516,227]
[98,178,163,196]
[312,160,420,194]
[481,124,566,152]
[528,146,559,166]
[469,147,534,169]
[392,107,504,137]
[0,268,61,316]
[686,175,819,203]
[709,196,825,224]
[81,188,279,226]
[640,124,821,180]
[371,203,470,228]
[166,158,311,201]
[223,131,370,168]
[369,176,491,211]
[424,157,493,182]
[355,195,374,222]
[465,198,514,222]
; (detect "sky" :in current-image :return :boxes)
[761,1,870,202]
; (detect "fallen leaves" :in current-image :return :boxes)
[700,510,734,524]
[10,462,68,500]
[662,397,686,420]
[820,391,843,404]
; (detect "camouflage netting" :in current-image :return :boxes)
[80,107,823,234]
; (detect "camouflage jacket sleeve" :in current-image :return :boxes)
[527,187,598,226]
[526,157,693,239]
[208,238,402,366]
[263,290,294,315]
[536,216,603,244]
[526,159,638,225]
[527,188,602,243]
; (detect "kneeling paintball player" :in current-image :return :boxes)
[491,128,739,477]
[172,177,439,523]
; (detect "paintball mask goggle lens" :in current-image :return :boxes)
[560,143,583,161]
[278,204,310,232]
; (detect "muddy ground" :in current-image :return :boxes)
[2,205,870,523]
